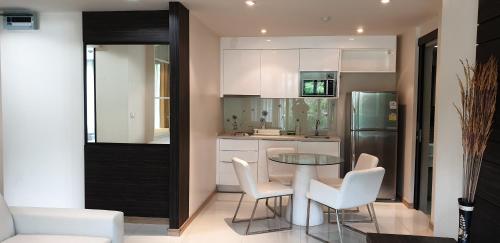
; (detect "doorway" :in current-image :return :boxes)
[414,29,438,214]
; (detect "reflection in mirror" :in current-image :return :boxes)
[86,44,170,144]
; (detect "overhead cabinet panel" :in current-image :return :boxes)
[341,49,396,72]
[222,50,261,95]
[299,49,340,71]
[260,49,300,98]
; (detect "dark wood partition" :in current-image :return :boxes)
[83,10,171,218]
[168,2,190,229]
[85,143,169,217]
[472,0,500,241]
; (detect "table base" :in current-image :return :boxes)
[286,165,324,226]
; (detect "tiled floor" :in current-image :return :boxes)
[124,193,433,243]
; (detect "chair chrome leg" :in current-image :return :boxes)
[367,204,374,222]
[232,193,244,223]
[335,209,344,243]
[279,196,283,217]
[370,203,381,233]
[265,197,281,217]
[305,199,311,235]
[245,199,260,235]
[328,207,332,223]
[289,195,293,229]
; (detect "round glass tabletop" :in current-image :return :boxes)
[268,153,343,166]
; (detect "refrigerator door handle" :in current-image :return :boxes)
[351,131,356,171]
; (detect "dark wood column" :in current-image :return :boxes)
[472,0,500,241]
[168,1,190,230]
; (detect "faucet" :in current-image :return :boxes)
[315,119,320,136]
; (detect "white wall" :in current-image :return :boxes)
[432,0,478,238]
[189,14,222,216]
[0,13,84,208]
[396,16,439,205]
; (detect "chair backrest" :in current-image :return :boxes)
[266,147,296,179]
[354,153,379,171]
[335,167,385,209]
[232,157,258,199]
[0,194,15,241]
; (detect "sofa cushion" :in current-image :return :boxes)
[2,235,111,243]
[0,195,15,242]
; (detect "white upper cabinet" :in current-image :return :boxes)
[260,49,300,98]
[299,49,340,71]
[340,49,396,72]
[222,49,261,95]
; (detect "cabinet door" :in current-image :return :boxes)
[299,49,340,71]
[223,50,261,95]
[218,161,257,186]
[298,141,340,179]
[340,49,396,72]
[260,49,300,98]
[258,140,298,182]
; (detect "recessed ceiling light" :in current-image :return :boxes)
[321,16,331,22]
[260,28,267,34]
[434,45,438,48]
[381,0,390,4]
[356,27,364,34]
[349,38,355,41]
[266,39,272,42]
[245,0,256,6]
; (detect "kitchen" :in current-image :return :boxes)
[215,35,400,229]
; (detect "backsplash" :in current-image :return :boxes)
[223,97,337,135]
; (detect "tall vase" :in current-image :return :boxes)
[458,198,474,243]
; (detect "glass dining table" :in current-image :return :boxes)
[269,153,343,226]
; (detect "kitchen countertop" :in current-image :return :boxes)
[217,133,341,142]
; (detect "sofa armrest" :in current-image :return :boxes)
[9,207,123,243]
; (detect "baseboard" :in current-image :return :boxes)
[402,198,414,209]
[167,190,217,236]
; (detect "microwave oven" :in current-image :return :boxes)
[300,71,338,97]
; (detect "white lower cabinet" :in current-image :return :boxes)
[217,138,340,191]
[218,161,257,186]
[298,141,340,180]
[217,139,258,189]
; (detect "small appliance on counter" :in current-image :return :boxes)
[253,129,281,136]
[344,91,398,200]
[300,71,338,97]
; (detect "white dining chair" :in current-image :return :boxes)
[265,147,296,216]
[232,157,294,235]
[320,153,379,188]
[266,147,297,186]
[306,167,385,243]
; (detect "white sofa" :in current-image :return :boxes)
[0,194,124,243]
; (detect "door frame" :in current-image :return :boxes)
[413,29,438,210]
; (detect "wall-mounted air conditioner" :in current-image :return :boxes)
[3,12,38,30]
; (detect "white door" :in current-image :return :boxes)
[258,140,298,182]
[298,141,340,180]
[260,49,300,98]
[223,50,261,95]
[299,49,340,71]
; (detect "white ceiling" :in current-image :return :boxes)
[0,0,441,36]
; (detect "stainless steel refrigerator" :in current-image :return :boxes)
[344,91,398,200]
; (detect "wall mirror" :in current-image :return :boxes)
[86,44,170,144]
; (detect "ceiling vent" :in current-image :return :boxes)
[2,12,38,30]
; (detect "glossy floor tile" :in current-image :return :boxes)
[124,193,433,243]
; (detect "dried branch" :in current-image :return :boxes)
[456,57,498,204]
